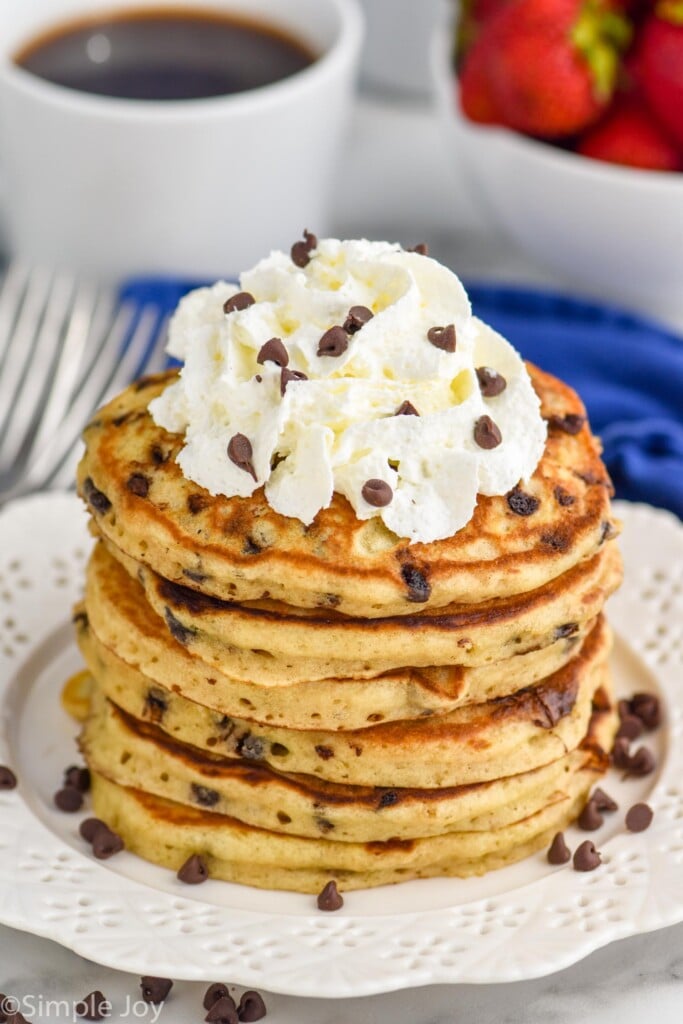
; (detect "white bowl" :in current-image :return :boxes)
[431,23,683,317]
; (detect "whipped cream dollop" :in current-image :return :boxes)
[149,238,546,544]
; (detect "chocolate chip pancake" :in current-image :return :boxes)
[79,617,610,789]
[80,542,595,728]
[82,687,614,843]
[76,364,617,618]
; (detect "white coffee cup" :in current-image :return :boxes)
[0,0,363,280]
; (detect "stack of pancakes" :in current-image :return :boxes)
[74,364,622,892]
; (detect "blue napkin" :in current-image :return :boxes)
[120,278,683,520]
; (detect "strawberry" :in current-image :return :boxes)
[465,0,632,139]
[636,4,683,146]
[576,95,683,168]
[459,31,509,123]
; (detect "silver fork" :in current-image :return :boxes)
[0,261,170,504]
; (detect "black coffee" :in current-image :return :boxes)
[14,6,316,101]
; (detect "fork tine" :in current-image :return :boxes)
[0,265,53,439]
[0,261,30,368]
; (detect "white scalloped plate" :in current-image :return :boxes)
[0,493,681,996]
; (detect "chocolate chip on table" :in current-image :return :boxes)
[0,766,17,790]
[476,366,507,397]
[578,799,604,831]
[612,738,656,777]
[573,840,601,871]
[426,324,456,352]
[140,977,173,1005]
[177,853,209,884]
[317,325,349,357]
[6,1011,30,1024]
[205,996,238,1024]
[75,991,108,1021]
[625,802,654,833]
[79,817,107,843]
[342,305,374,334]
[290,229,317,268]
[317,879,344,911]
[203,984,231,1012]
[91,827,124,860]
[63,765,91,793]
[547,831,571,865]
[547,413,586,435]
[280,368,308,396]
[54,787,83,813]
[126,472,149,498]
[473,415,502,449]
[223,292,255,314]
[257,337,289,368]
[395,400,419,416]
[408,242,429,255]
[591,788,618,813]
[506,487,539,516]
[238,990,267,1022]
[629,693,661,730]
[227,433,257,481]
[361,479,393,508]
[616,714,644,742]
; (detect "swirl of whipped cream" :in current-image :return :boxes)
[149,238,547,544]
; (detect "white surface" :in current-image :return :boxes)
[0,493,682,1012]
[0,0,362,279]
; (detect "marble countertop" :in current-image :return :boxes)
[2,93,682,1019]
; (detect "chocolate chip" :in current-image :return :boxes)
[400,563,431,602]
[191,783,220,807]
[476,366,507,397]
[541,531,569,551]
[591,788,618,813]
[395,400,419,416]
[83,476,111,514]
[0,766,17,790]
[547,831,571,864]
[316,816,335,834]
[239,735,265,760]
[187,493,210,514]
[63,765,91,792]
[506,487,539,516]
[361,479,393,507]
[54,787,83,812]
[378,790,399,808]
[601,520,618,543]
[165,608,196,646]
[548,413,585,435]
[314,745,334,760]
[612,738,656,777]
[6,1012,31,1024]
[257,337,289,367]
[616,715,644,741]
[92,827,124,860]
[206,996,238,1024]
[75,991,108,1021]
[554,485,576,507]
[573,840,601,871]
[427,324,456,352]
[409,242,429,255]
[578,799,603,831]
[227,433,257,481]
[473,415,502,449]
[79,817,107,843]
[342,305,373,334]
[625,802,654,832]
[223,292,255,314]
[140,977,173,1004]
[280,368,308,396]
[317,325,348,357]
[177,853,209,884]
[0,995,14,1023]
[630,693,661,730]
[243,537,262,555]
[237,991,267,1022]
[290,229,317,268]
[151,444,168,465]
[126,473,149,498]
[203,985,231,1011]
[317,879,344,911]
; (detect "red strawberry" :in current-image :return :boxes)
[480,0,632,138]
[459,32,509,123]
[636,4,683,146]
[576,95,683,168]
